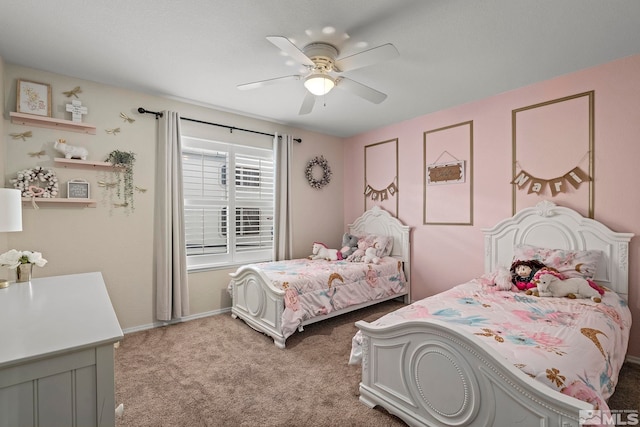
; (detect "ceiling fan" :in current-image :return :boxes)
[237,36,399,115]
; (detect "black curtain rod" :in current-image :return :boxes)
[137,107,301,143]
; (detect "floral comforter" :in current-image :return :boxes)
[350,280,631,412]
[246,257,406,339]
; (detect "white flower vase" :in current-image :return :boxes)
[16,263,33,283]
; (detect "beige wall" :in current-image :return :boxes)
[2,63,344,331]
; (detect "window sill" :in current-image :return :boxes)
[187,259,272,273]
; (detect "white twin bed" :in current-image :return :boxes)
[228,206,411,348]
[352,200,633,427]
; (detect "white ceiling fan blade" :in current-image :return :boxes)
[335,77,387,104]
[334,43,399,72]
[237,75,301,90]
[298,92,316,115]
[266,36,315,67]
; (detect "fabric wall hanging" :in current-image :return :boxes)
[511,165,591,197]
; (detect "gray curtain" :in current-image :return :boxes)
[155,111,189,321]
[273,133,293,260]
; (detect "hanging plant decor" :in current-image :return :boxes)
[305,156,332,189]
[106,150,136,212]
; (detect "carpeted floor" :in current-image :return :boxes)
[115,301,639,426]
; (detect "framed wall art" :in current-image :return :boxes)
[423,121,474,225]
[67,179,90,199]
[364,139,398,217]
[17,79,52,117]
[512,91,594,218]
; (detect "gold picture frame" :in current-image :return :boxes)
[423,121,474,225]
[364,139,399,217]
[512,91,594,218]
[17,79,52,117]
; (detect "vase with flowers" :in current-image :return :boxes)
[0,249,47,282]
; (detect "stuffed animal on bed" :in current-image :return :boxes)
[535,273,602,302]
[309,242,342,261]
[340,233,359,259]
[510,259,546,291]
[347,239,369,262]
[363,246,380,264]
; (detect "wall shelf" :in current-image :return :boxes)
[22,197,97,208]
[54,158,117,170]
[10,112,97,135]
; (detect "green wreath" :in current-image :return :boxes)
[305,156,331,189]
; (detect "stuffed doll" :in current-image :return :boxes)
[347,239,369,262]
[535,273,602,302]
[510,259,546,291]
[340,233,359,259]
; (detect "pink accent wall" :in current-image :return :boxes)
[344,54,640,357]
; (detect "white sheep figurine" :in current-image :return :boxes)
[536,273,602,303]
[54,139,89,160]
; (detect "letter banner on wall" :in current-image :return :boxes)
[511,166,591,196]
[364,180,398,202]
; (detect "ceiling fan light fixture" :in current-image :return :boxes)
[304,73,335,96]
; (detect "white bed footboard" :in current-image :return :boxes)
[356,319,591,427]
[229,265,287,348]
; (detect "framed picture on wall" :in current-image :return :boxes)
[67,179,90,199]
[17,79,52,117]
[423,121,474,225]
[365,139,399,217]
[512,91,594,218]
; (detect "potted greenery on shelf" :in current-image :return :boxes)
[106,150,136,211]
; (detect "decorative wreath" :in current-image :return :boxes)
[305,156,332,189]
[11,166,59,198]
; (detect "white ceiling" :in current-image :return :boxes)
[1,1,640,138]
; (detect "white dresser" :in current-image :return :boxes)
[0,272,123,427]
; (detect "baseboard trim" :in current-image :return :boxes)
[121,307,231,335]
[626,355,640,365]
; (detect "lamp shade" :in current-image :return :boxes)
[304,74,335,96]
[0,188,23,232]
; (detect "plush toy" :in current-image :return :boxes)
[347,239,369,262]
[340,233,359,258]
[309,242,341,261]
[479,266,514,291]
[363,246,380,264]
[510,259,546,291]
[536,273,602,302]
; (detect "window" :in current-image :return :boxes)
[182,136,274,270]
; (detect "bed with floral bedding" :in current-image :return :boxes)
[228,206,410,348]
[351,201,633,427]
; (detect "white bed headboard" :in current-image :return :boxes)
[483,200,634,297]
[348,206,411,288]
